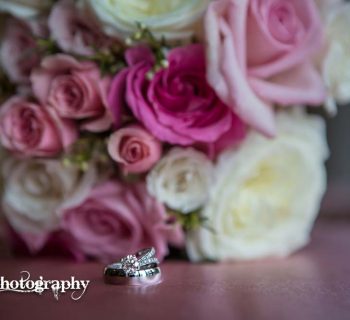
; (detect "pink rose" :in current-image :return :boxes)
[61,181,184,262]
[206,0,326,136]
[0,96,77,156]
[108,125,162,174]
[197,116,247,160]
[0,19,41,84]
[109,44,244,146]
[49,0,114,56]
[31,54,112,132]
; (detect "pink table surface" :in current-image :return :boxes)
[0,219,349,320]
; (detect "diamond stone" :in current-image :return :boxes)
[121,255,140,275]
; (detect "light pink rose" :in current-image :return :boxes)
[0,19,41,84]
[60,181,184,262]
[109,44,245,146]
[31,54,112,132]
[108,125,162,174]
[0,96,77,156]
[49,0,114,56]
[206,0,326,136]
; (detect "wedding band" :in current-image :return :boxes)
[104,266,161,278]
[104,267,162,286]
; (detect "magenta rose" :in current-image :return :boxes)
[108,125,162,174]
[196,116,247,160]
[109,44,244,145]
[49,0,114,56]
[206,0,326,136]
[60,181,184,262]
[0,96,77,157]
[31,54,112,132]
[0,19,41,84]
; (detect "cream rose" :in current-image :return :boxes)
[147,148,214,214]
[322,2,350,114]
[80,0,209,40]
[186,110,329,261]
[2,157,97,236]
[0,0,52,19]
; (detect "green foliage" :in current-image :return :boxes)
[167,208,216,233]
[62,134,111,172]
[36,37,60,56]
[87,47,126,77]
[127,23,169,79]
[37,36,126,76]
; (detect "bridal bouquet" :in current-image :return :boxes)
[0,0,347,263]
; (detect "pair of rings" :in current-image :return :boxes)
[104,248,161,286]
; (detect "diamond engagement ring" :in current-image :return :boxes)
[104,248,162,286]
[107,252,159,276]
[135,247,156,262]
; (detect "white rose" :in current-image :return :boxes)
[0,0,52,19]
[2,158,97,235]
[186,110,329,261]
[80,0,209,40]
[147,148,213,213]
[321,2,350,114]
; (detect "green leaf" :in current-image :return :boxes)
[62,134,111,172]
[166,208,216,233]
[36,37,61,56]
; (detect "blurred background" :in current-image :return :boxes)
[323,105,350,216]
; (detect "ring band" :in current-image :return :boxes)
[104,273,162,286]
[104,267,162,286]
[104,266,161,278]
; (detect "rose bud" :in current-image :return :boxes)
[108,125,162,174]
